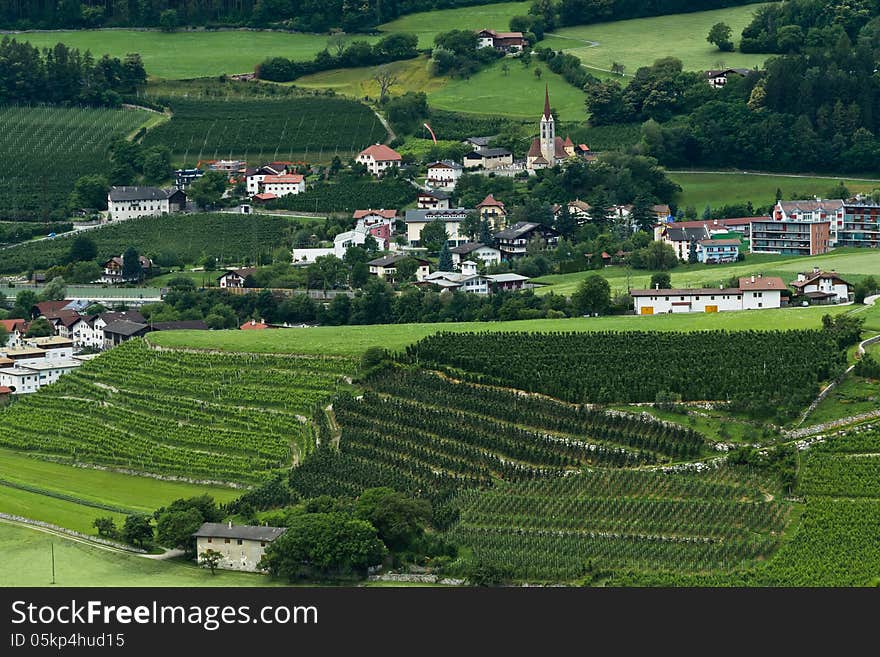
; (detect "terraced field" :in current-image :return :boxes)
[0,340,355,484]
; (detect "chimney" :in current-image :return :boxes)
[655,283,660,290]
[757,273,762,279]
[228,521,232,529]
[751,275,755,283]
[813,266,819,274]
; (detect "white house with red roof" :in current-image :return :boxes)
[251,174,305,199]
[632,274,786,315]
[476,193,507,230]
[476,29,527,52]
[356,144,402,177]
[353,209,396,244]
[0,319,27,348]
[791,267,851,303]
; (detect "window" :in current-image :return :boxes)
[224,538,230,544]
[260,542,266,547]
[207,538,212,543]
[237,539,243,545]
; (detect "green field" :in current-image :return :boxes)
[0,105,150,220]
[12,30,351,80]
[295,55,447,99]
[0,522,279,586]
[0,486,127,535]
[671,172,880,210]
[148,303,852,356]
[379,1,531,49]
[429,58,588,119]
[534,249,880,297]
[542,4,774,75]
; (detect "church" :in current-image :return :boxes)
[526,87,577,171]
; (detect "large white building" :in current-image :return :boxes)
[292,226,388,265]
[426,160,463,190]
[253,174,305,199]
[0,339,83,394]
[356,144,402,177]
[632,275,786,315]
[107,186,186,221]
[404,208,470,247]
[773,199,844,246]
[193,522,287,573]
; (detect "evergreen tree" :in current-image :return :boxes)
[122,246,143,281]
[438,241,454,271]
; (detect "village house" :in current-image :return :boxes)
[193,522,287,573]
[367,254,430,284]
[697,238,741,264]
[656,217,755,240]
[790,267,851,303]
[632,275,786,315]
[553,199,592,224]
[218,268,258,289]
[476,194,507,230]
[0,338,82,394]
[68,315,101,349]
[419,261,531,295]
[705,68,752,89]
[449,242,502,269]
[426,160,463,190]
[1,319,27,348]
[356,144,402,177]
[174,168,203,189]
[251,174,305,200]
[655,224,711,261]
[292,226,388,265]
[107,186,186,221]
[98,254,154,284]
[353,209,396,244]
[405,208,470,248]
[102,319,150,348]
[476,28,527,52]
[245,163,289,195]
[494,221,560,259]
[463,147,514,170]
[418,189,452,211]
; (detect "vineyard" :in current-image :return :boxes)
[0,105,150,220]
[450,468,790,580]
[0,213,301,274]
[406,330,845,413]
[141,97,386,165]
[0,340,355,484]
[290,367,708,498]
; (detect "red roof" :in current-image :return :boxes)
[358,144,402,161]
[33,300,70,317]
[261,174,304,184]
[253,193,278,201]
[0,386,12,395]
[477,194,505,209]
[354,209,397,220]
[0,319,26,332]
[240,320,270,330]
[738,276,786,291]
[564,136,573,147]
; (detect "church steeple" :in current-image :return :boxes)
[543,84,552,120]
[540,85,555,164]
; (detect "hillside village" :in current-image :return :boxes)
[2,0,880,598]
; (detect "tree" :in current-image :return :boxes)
[553,204,577,239]
[650,272,671,289]
[420,221,449,254]
[534,67,542,79]
[189,171,227,210]
[68,174,109,210]
[373,66,399,104]
[572,274,611,316]
[122,246,142,281]
[460,210,481,241]
[159,9,178,32]
[259,512,386,580]
[67,235,97,263]
[121,514,153,549]
[199,549,223,575]
[93,517,118,539]
[308,255,346,292]
[25,317,54,338]
[354,487,432,551]
[39,276,66,301]
[350,261,369,288]
[392,257,419,283]
[630,195,656,232]
[12,290,38,319]
[637,241,678,270]
[610,61,626,76]
[688,239,699,264]
[501,61,510,76]
[156,508,204,555]
[438,241,453,271]
[707,22,734,52]
[0,324,7,348]
[142,146,172,184]
[479,218,494,246]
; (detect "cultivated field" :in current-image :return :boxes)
[0,522,280,587]
[0,105,151,220]
[141,96,386,165]
[148,303,853,356]
[11,30,355,80]
[670,171,880,210]
[542,4,774,75]
[0,341,355,484]
[294,56,446,99]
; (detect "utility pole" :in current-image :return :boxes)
[51,541,56,585]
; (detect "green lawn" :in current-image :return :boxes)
[804,375,880,426]
[0,522,280,587]
[379,1,531,49]
[429,58,588,119]
[295,55,447,99]
[148,304,851,356]
[541,4,774,75]
[534,249,880,297]
[13,30,355,80]
[0,485,127,535]
[671,172,880,210]
[626,405,776,444]
[0,449,239,515]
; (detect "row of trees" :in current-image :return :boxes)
[0,38,146,106]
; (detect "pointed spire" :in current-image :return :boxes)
[543,84,552,120]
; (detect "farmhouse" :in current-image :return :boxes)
[405,208,470,247]
[790,267,851,303]
[193,522,287,573]
[368,254,430,283]
[476,28,527,52]
[102,320,150,348]
[426,160,463,190]
[449,242,502,268]
[419,261,531,294]
[253,174,305,198]
[476,194,507,230]
[632,275,786,315]
[245,163,289,195]
[98,254,154,284]
[495,221,560,259]
[463,147,513,170]
[706,68,752,89]
[356,144,402,177]
[107,186,186,221]
[418,189,452,210]
[218,268,258,289]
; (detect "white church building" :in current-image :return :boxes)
[526,87,577,171]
